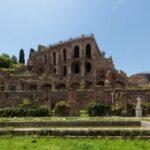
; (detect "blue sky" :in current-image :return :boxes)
[0,0,150,76]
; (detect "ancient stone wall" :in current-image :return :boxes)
[0,88,150,109]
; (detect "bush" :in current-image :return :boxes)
[87,102,110,116]
[0,106,49,117]
[142,102,150,116]
[29,106,49,117]
[54,101,71,117]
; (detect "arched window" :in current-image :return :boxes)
[63,48,67,63]
[63,66,67,76]
[72,63,80,74]
[74,45,80,58]
[86,63,91,73]
[86,44,91,59]
[53,52,56,65]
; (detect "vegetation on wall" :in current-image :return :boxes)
[54,101,71,117]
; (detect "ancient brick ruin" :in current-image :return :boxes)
[0,34,150,111]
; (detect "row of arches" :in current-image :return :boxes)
[72,43,91,59]
[52,62,92,76]
[43,43,92,66]
[0,80,125,92]
[71,62,91,75]
[28,81,94,91]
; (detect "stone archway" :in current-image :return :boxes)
[56,83,66,90]
[29,84,37,91]
[40,83,52,91]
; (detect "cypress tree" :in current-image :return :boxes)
[19,49,25,64]
[29,48,35,59]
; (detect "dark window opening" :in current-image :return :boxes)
[29,84,37,91]
[53,52,56,65]
[74,64,80,74]
[9,85,16,91]
[56,84,66,90]
[86,44,91,59]
[86,63,91,73]
[97,81,104,87]
[53,68,56,74]
[74,46,80,58]
[0,82,5,91]
[63,66,67,76]
[44,54,47,64]
[41,83,52,91]
[63,49,67,63]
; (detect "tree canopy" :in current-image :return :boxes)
[0,54,13,68]
[19,49,25,64]
[29,48,35,59]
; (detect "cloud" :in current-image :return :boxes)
[112,0,127,10]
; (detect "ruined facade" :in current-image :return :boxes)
[0,34,149,110]
[27,34,128,90]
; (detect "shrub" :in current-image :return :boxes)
[142,102,150,116]
[0,106,49,117]
[87,102,110,116]
[30,106,49,117]
[54,101,71,117]
[18,99,32,109]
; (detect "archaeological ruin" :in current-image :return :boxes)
[0,34,150,114]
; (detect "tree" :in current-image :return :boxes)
[0,54,13,68]
[11,55,18,64]
[29,48,35,59]
[19,49,25,64]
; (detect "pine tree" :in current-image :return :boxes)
[19,49,25,64]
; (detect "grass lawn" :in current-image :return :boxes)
[0,137,149,150]
[0,116,149,122]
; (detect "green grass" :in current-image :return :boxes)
[0,137,149,150]
[0,116,148,122]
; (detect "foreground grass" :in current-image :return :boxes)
[0,137,149,150]
[0,116,149,122]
